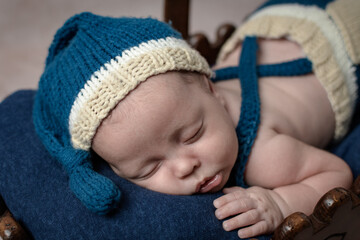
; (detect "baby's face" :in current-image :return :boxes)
[92,72,238,195]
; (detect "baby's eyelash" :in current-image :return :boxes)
[141,161,162,180]
[185,121,204,144]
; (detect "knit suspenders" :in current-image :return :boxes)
[211,36,313,187]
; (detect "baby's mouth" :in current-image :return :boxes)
[197,174,222,193]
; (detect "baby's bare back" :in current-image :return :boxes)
[216,38,335,148]
[214,38,349,192]
[213,38,352,230]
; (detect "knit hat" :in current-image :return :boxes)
[33,12,212,214]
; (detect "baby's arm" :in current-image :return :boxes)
[214,130,353,238]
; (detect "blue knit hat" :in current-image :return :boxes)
[33,12,212,214]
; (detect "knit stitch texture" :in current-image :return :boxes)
[218,0,360,140]
[33,12,211,214]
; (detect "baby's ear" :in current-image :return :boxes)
[202,75,217,95]
[202,75,226,106]
[200,75,212,91]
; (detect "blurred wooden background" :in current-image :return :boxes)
[0,0,265,101]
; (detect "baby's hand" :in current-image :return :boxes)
[213,186,284,239]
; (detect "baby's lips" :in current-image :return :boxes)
[198,174,222,193]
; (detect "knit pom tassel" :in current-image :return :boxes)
[60,148,121,214]
[69,164,121,214]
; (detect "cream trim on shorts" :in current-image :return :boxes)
[217,3,358,140]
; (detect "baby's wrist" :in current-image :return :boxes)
[268,189,291,220]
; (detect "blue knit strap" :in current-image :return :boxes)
[230,36,261,188]
[212,58,312,82]
[258,58,312,77]
[213,39,315,188]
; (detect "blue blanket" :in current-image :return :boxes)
[1,90,359,240]
[1,90,274,240]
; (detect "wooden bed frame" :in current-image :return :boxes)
[1,1,359,239]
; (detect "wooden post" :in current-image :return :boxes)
[164,0,189,39]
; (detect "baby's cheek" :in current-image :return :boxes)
[132,172,183,195]
[208,129,237,169]
[221,128,238,160]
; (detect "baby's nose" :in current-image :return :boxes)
[173,157,200,179]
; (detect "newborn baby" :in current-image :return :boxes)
[33,0,359,238]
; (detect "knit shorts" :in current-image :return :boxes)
[217,0,360,141]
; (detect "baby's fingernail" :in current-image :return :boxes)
[215,210,222,219]
[238,230,246,238]
[223,221,230,231]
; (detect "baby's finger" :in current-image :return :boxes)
[222,209,260,231]
[215,197,255,220]
[223,186,245,194]
[237,220,268,239]
[213,188,246,208]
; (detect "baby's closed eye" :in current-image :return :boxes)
[184,120,204,144]
[139,159,163,180]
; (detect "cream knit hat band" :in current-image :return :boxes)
[69,37,212,150]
